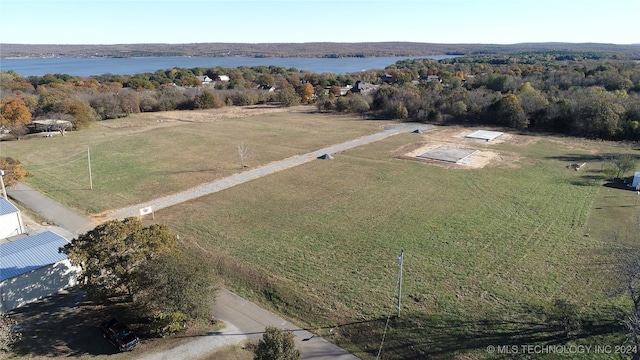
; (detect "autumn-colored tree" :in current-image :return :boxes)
[60,217,177,299]
[62,97,98,129]
[299,83,314,104]
[0,98,32,133]
[0,157,32,187]
[329,85,342,97]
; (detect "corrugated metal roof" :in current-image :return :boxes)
[0,231,71,282]
[0,197,19,216]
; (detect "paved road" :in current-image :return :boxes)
[7,182,96,237]
[108,123,433,219]
[137,320,247,360]
[11,123,432,358]
[213,289,358,359]
[10,186,360,359]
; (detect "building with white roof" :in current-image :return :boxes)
[0,198,81,312]
[0,197,24,239]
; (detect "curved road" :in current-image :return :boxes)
[9,123,432,359]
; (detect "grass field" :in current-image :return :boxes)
[2,107,382,214]
[5,107,640,359]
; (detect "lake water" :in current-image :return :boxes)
[0,55,454,77]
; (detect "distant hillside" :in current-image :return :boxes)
[2,42,640,59]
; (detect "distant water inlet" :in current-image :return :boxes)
[1,55,457,77]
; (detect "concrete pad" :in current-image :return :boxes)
[417,145,478,163]
[465,130,503,141]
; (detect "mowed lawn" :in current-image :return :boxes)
[4,108,638,359]
[1,108,383,214]
[157,132,633,358]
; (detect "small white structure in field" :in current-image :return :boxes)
[631,172,640,189]
[466,130,503,142]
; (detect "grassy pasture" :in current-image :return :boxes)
[1,108,382,214]
[157,132,635,358]
[5,108,640,358]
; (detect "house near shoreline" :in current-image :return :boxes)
[0,198,80,313]
[350,81,379,95]
[196,75,213,85]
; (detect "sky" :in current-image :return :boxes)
[0,0,638,45]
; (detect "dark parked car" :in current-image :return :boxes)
[99,318,139,351]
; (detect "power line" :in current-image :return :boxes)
[23,150,86,167]
[377,248,405,359]
[25,153,87,171]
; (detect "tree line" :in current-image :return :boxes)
[1,51,640,141]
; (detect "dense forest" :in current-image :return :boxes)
[1,50,640,141]
[3,42,640,59]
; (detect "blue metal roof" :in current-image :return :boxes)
[0,197,19,216]
[0,231,71,282]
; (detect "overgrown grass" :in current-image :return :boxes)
[5,109,639,358]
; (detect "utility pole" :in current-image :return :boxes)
[397,247,404,318]
[0,170,6,200]
[87,147,93,190]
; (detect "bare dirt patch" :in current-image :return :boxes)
[393,126,519,169]
[99,105,298,131]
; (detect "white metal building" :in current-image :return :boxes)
[631,172,640,189]
[0,197,24,239]
[0,231,80,312]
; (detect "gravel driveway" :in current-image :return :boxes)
[9,122,432,359]
[109,123,433,219]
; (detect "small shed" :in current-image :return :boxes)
[0,197,24,239]
[0,231,80,312]
[631,172,640,189]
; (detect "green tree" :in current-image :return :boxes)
[495,94,528,129]
[451,100,468,118]
[257,73,275,87]
[604,154,636,180]
[347,94,370,115]
[137,251,218,322]
[576,92,625,138]
[194,90,221,109]
[277,87,301,107]
[254,326,301,360]
[60,218,177,299]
